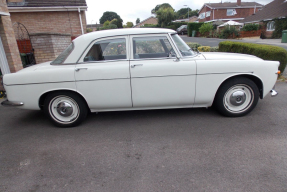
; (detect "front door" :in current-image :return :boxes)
[75,36,132,110]
[129,34,197,108]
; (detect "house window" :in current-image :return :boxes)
[206,11,211,17]
[267,21,275,31]
[199,12,206,19]
[227,9,237,16]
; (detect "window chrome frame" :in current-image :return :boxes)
[77,35,129,64]
[128,33,181,61]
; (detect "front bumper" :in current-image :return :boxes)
[1,100,24,107]
[270,89,278,97]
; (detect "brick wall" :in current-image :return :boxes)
[0,1,22,73]
[10,10,87,38]
[30,33,71,64]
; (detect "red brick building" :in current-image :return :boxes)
[198,0,263,23]
[241,0,287,38]
[7,0,88,39]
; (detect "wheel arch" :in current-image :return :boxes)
[214,74,264,101]
[39,89,90,110]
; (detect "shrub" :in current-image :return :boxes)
[165,25,176,30]
[140,24,158,28]
[219,26,240,39]
[187,22,204,36]
[241,24,259,31]
[199,23,213,36]
[210,47,219,52]
[218,41,287,73]
[186,42,202,49]
[198,46,211,52]
[98,24,118,31]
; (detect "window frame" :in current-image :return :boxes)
[227,9,237,16]
[129,34,180,61]
[199,12,206,19]
[78,35,129,64]
[206,11,211,17]
[266,21,275,31]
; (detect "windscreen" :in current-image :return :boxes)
[171,34,195,57]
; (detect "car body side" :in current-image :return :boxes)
[2,29,279,112]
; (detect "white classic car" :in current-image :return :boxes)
[1,28,279,127]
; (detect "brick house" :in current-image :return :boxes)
[6,0,87,64]
[133,16,158,28]
[198,0,263,23]
[7,0,87,39]
[241,0,287,38]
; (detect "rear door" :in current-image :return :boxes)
[75,36,132,110]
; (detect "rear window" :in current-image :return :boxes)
[51,43,74,64]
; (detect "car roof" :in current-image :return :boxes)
[73,28,176,44]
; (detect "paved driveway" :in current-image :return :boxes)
[1,82,287,192]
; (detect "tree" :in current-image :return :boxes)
[103,20,110,27]
[176,8,199,19]
[156,7,176,27]
[99,11,123,28]
[151,3,173,14]
[136,18,140,24]
[125,22,134,28]
[110,19,118,26]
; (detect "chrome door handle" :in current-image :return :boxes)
[131,64,143,68]
[75,68,88,72]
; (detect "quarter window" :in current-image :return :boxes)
[133,36,175,59]
[84,38,126,62]
[267,21,275,31]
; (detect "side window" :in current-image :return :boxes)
[133,36,175,59]
[84,38,126,62]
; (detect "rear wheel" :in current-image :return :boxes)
[44,91,88,127]
[214,77,259,117]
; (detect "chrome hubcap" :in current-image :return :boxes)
[48,96,80,124]
[224,84,254,113]
[56,102,73,117]
[230,90,246,106]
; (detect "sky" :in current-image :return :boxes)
[85,0,273,25]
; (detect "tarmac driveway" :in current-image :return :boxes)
[1,82,287,192]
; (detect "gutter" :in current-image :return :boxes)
[8,6,88,12]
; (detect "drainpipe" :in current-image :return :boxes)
[78,8,84,35]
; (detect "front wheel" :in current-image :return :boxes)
[214,77,259,117]
[44,91,88,127]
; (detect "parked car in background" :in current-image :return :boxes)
[176,25,187,35]
[1,28,279,127]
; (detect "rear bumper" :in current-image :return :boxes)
[1,100,24,107]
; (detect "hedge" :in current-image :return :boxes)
[187,22,204,37]
[219,41,287,73]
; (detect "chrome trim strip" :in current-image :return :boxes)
[4,80,75,86]
[197,72,254,75]
[1,100,24,107]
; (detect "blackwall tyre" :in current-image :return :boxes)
[214,77,259,117]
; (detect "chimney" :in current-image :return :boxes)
[237,0,241,6]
